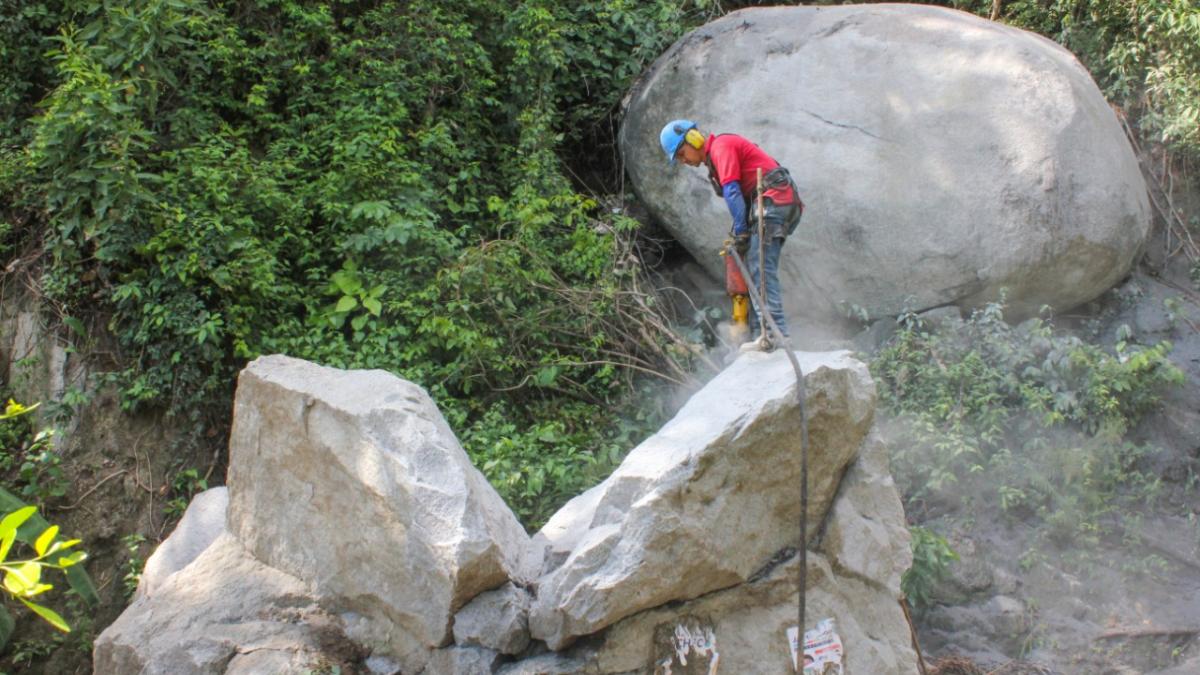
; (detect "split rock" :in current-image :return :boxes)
[529,350,875,649]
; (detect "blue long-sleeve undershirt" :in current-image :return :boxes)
[722,180,748,235]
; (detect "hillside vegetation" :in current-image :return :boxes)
[1,0,725,533]
[1,0,1199,670]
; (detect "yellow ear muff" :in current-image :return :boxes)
[685,128,705,149]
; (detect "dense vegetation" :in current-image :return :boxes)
[876,302,1184,613]
[0,0,1199,667]
[0,0,731,532]
[2,0,1196,525]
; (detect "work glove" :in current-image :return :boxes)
[733,232,750,257]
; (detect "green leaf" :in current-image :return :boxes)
[65,564,98,607]
[362,297,382,317]
[335,296,358,313]
[62,316,86,337]
[47,538,81,556]
[331,271,362,296]
[35,525,59,557]
[4,562,40,595]
[0,506,37,544]
[19,598,69,633]
[0,529,14,564]
[56,550,87,568]
[534,366,559,387]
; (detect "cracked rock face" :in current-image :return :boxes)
[529,350,876,650]
[620,4,1149,321]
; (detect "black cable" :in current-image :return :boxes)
[727,245,810,648]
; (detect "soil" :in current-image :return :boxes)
[0,299,224,674]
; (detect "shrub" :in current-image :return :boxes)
[903,526,959,614]
[872,301,1182,552]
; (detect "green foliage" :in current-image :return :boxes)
[120,533,146,600]
[0,0,713,529]
[0,400,69,508]
[0,505,85,634]
[163,468,207,520]
[902,526,959,614]
[0,402,98,645]
[460,397,661,529]
[872,301,1183,557]
[876,302,1181,440]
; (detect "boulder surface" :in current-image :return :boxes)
[94,534,353,675]
[529,350,875,649]
[620,4,1150,322]
[453,582,532,656]
[135,486,228,600]
[225,355,530,662]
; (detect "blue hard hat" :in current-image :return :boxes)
[660,119,697,165]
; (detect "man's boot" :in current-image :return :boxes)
[738,335,774,353]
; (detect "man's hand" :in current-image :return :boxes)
[733,232,750,257]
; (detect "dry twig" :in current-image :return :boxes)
[60,469,128,511]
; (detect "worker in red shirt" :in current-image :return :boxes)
[660,119,803,350]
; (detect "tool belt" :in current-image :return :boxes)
[757,166,796,196]
[756,167,804,237]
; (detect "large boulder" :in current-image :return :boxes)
[588,431,917,674]
[529,350,876,649]
[135,486,228,600]
[620,4,1150,322]
[225,355,530,667]
[94,534,356,675]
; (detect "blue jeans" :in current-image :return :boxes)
[746,234,788,338]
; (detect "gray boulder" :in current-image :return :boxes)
[620,4,1150,322]
[820,431,912,593]
[135,486,228,599]
[593,551,917,674]
[422,645,503,675]
[94,534,351,675]
[225,355,531,668]
[453,582,532,656]
[529,350,876,649]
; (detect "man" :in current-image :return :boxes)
[659,119,802,350]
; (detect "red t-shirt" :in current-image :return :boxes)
[706,133,796,205]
